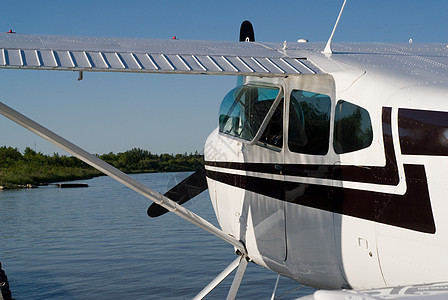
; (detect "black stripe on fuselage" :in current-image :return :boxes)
[205,107,436,234]
[206,164,434,234]
[399,108,448,156]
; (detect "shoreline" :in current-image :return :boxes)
[0,146,204,189]
[0,169,200,190]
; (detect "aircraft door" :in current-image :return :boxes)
[283,76,349,289]
[237,92,287,265]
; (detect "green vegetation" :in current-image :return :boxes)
[0,146,204,187]
[98,148,204,173]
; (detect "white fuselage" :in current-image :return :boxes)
[204,43,448,290]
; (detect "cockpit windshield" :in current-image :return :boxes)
[219,85,280,141]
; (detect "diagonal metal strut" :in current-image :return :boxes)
[193,256,241,300]
[0,101,246,255]
[226,256,248,300]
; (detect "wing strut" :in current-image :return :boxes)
[0,101,246,255]
[192,255,248,300]
[192,256,241,300]
[226,256,248,300]
[270,274,281,300]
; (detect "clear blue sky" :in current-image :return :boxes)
[0,0,446,155]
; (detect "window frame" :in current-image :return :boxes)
[217,83,284,145]
[256,98,285,152]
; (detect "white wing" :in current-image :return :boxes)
[0,33,319,76]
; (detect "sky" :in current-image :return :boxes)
[0,0,446,155]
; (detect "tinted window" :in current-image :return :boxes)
[333,100,373,154]
[219,85,280,141]
[288,90,331,155]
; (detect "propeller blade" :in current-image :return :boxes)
[0,102,246,254]
[147,166,207,217]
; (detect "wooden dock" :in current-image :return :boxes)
[56,183,89,188]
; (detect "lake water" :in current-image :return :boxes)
[0,172,315,299]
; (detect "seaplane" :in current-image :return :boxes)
[1,1,448,298]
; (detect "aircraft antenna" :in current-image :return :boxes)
[323,0,347,55]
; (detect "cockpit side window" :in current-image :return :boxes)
[333,100,373,154]
[288,90,331,155]
[219,85,280,142]
[258,99,284,149]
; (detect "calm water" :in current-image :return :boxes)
[0,172,314,299]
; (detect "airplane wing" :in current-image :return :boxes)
[302,282,448,300]
[0,33,319,76]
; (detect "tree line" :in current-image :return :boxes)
[98,148,204,173]
[0,146,204,186]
